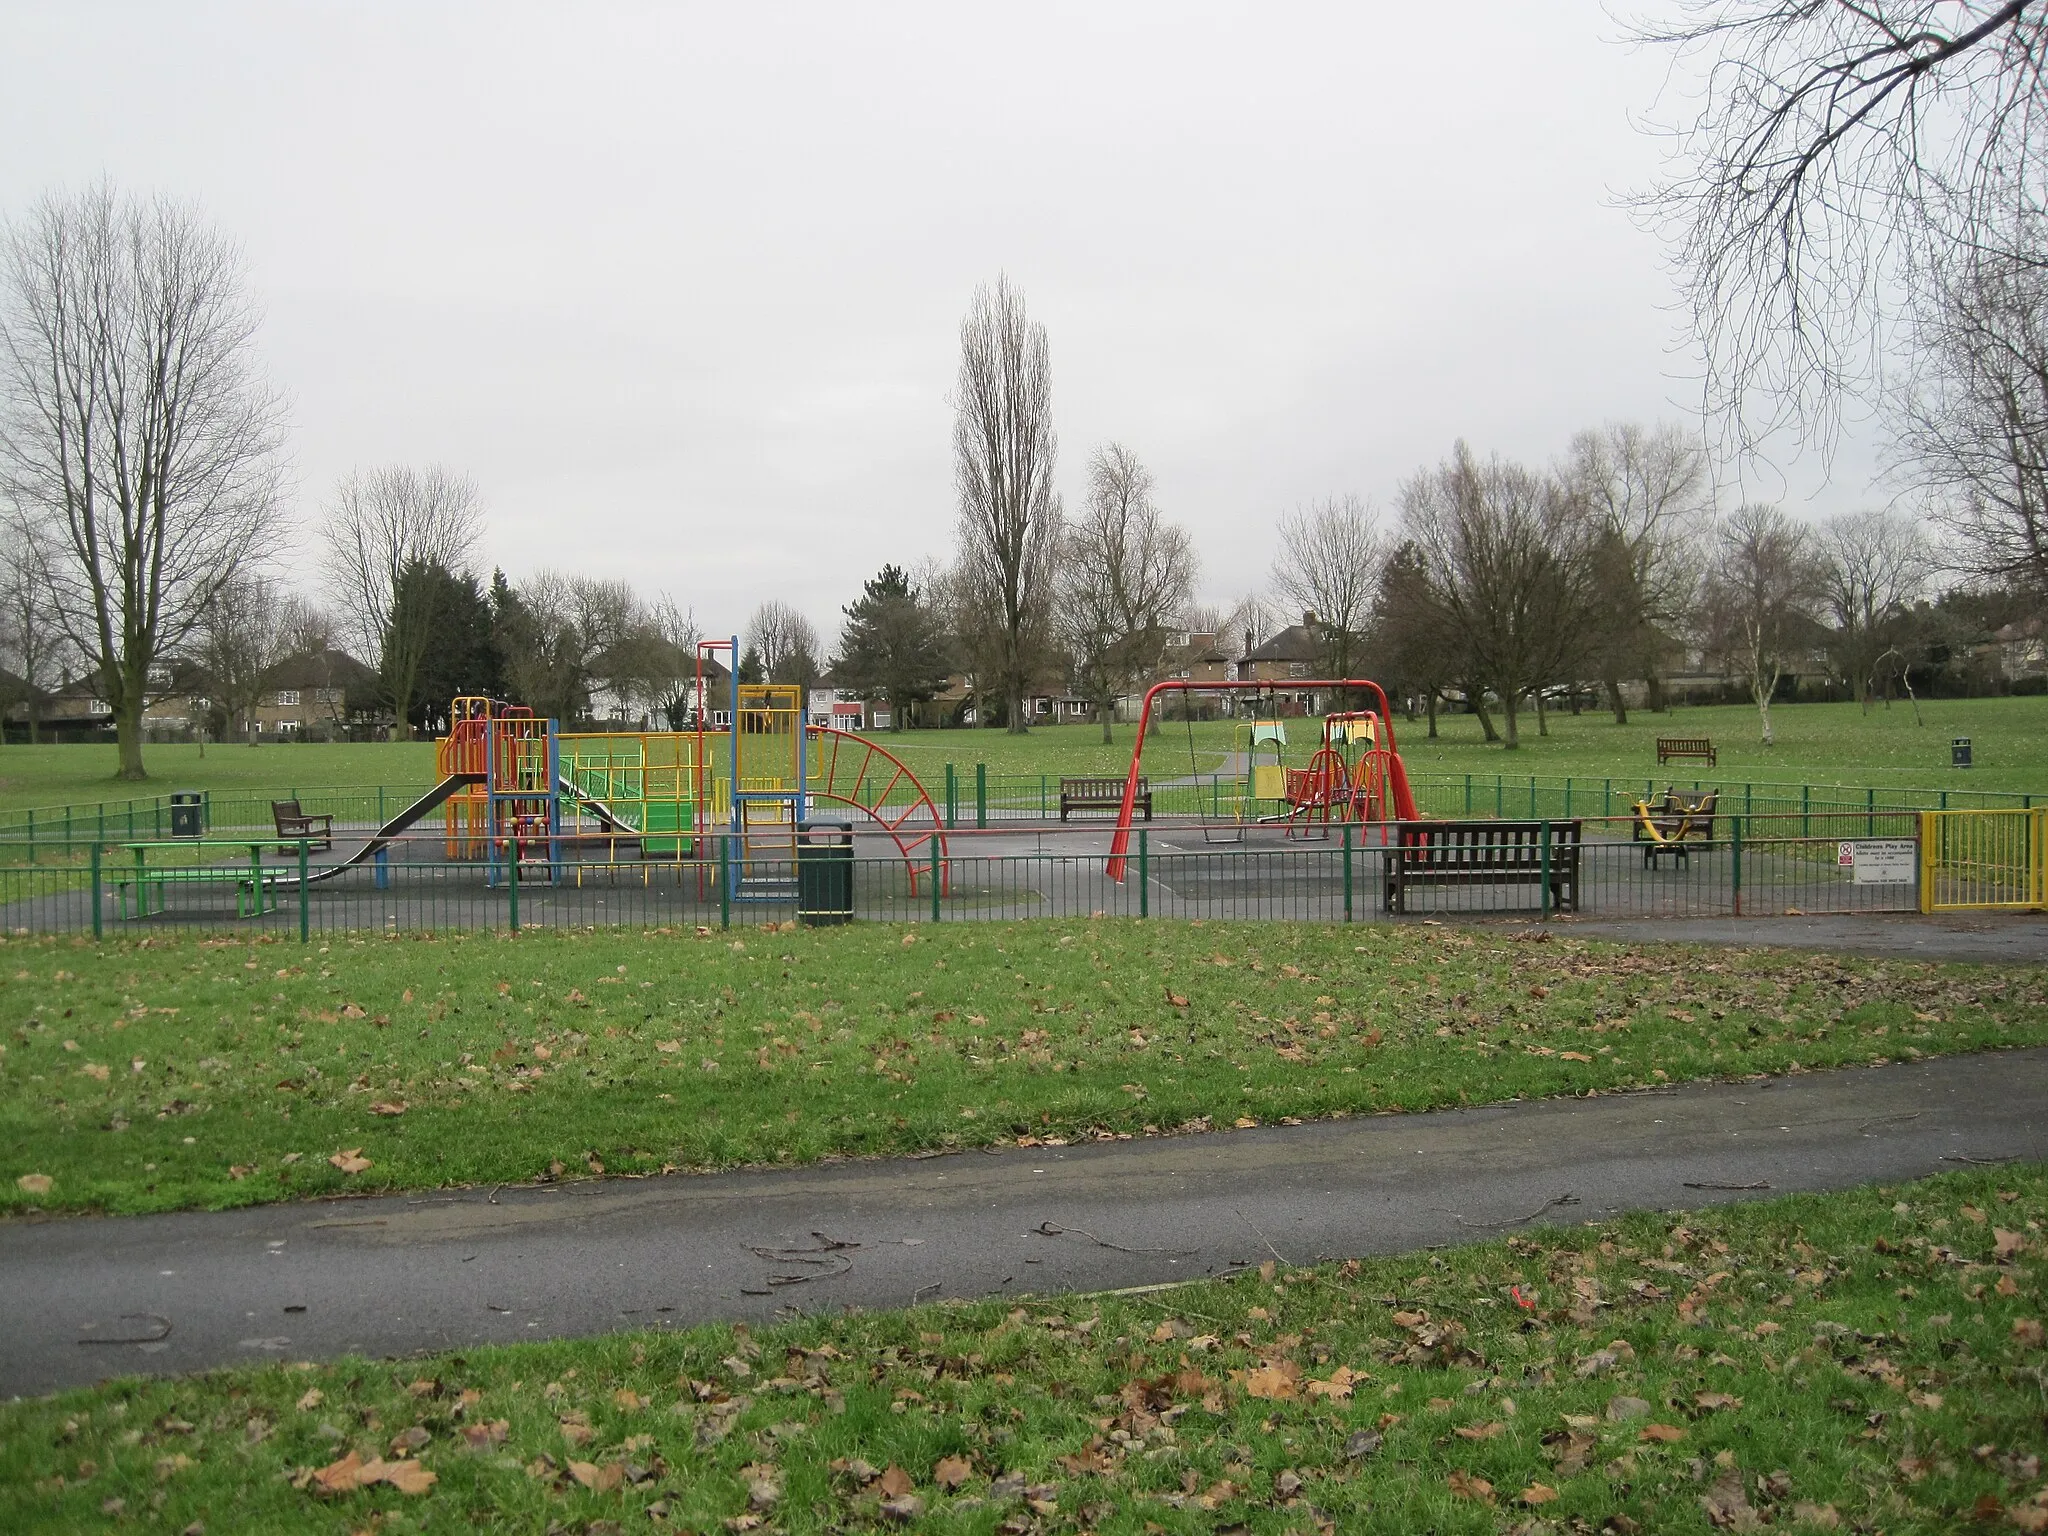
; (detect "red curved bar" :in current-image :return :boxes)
[806,726,951,895]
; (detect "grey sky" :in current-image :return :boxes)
[2,2,1881,647]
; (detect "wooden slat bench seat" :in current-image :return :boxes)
[1061,776,1151,822]
[272,799,334,852]
[1384,819,1581,914]
[1655,736,1718,767]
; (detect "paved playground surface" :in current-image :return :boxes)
[5,1045,2039,1398]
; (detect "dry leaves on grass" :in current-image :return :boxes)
[367,1101,406,1117]
[1695,1392,1743,1412]
[15,1173,52,1195]
[1454,1421,1504,1441]
[1304,1365,1360,1400]
[1520,1483,1559,1506]
[1446,1469,1494,1504]
[1640,1423,1688,1443]
[875,1465,913,1498]
[567,1459,623,1492]
[932,1455,972,1490]
[327,1149,372,1174]
[1234,1360,1301,1401]
[308,1451,437,1496]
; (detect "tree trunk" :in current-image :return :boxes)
[1098,704,1112,745]
[1752,670,1776,746]
[1644,674,1666,712]
[115,690,147,780]
[1007,685,1027,735]
[1536,690,1550,737]
[1470,690,1500,743]
[26,702,39,746]
[1425,690,1439,739]
[1605,676,1628,725]
[1502,690,1521,748]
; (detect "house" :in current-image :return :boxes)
[807,668,873,729]
[1236,614,1324,713]
[243,648,379,740]
[1991,617,2047,682]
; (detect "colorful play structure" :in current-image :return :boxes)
[1108,678,1420,880]
[265,638,950,899]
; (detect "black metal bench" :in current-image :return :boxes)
[1633,790,1718,868]
[1656,736,1718,767]
[1384,819,1580,914]
[1061,776,1150,822]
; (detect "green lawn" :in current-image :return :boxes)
[5,1164,2042,1532]
[0,742,440,817]
[6,921,2045,1217]
[1,697,2041,821]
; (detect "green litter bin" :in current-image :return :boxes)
[170,790,205,838]
[796,822,853,926]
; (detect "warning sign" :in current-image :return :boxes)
[1837,840,1916,885]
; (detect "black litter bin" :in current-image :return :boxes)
[169,790,205,838]
[1952,737,1973,769]
[796,821,854,926]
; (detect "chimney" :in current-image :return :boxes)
[1303,611,1318,628]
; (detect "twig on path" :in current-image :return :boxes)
[1434,1192,1580,1230]
[1684,1180,1772,1191]
[1941,1153,2017,1166]
[1857,1111,1923,1134]
[1031,1220,1197,1256]
[1232,1207,1292,1267]
[78,1314,171,1346]
[744,1232,860,1287]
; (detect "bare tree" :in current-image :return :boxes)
[1819,508,1933,706]
[745,600,820,684]
[323,465,483,739]
[0,185,287,778]
[1399,444,1601,747]
[1058,443,1197,742]
[1563,422,1712,720]
[0,510,72,743]
[1699,504,1829,744]
[1890,235,2048,604]
[953,275,1060,733]
[195,572,288,742]
[1270,494,1385,696]
[500,570,639,726]
[1633,2,2048,452]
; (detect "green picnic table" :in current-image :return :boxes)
[111,839,305,920]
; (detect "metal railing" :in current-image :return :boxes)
[1919,808,2047,912]
[0,814,1943,940]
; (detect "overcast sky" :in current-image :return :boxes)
[2,2,1886,647]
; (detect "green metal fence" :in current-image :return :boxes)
[0,814,1931,941]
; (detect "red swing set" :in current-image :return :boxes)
[1104,678,1421,882]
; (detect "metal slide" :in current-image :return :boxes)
[263,773,486,888]
[555,776,640,837]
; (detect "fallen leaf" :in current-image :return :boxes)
[367,1101,406,1117]
[327,1149,372,1174]
[932,1455,972,1490]
[15,1173,52,1195]
[296,1389,324,1412]
[1239,1363,1301,1401]
[1640,1423,1688,1443]
[82,1062,110,1081]
[879,1494,924,1521]
[569,1459,624,1492]
[1995,1228,2027,1260]
[1700,1468,1759,1528]
[877,1465,914,1498]
[1455,1421,1504,1441]
[1305,1365,1358,1399]
[376,1458,437,1495]
[1559,1051,1594,1063]
[311,1451,368,1494]
[1695,1393,1743,1412]
[1789,1503,1840,1529]
[462,1419,509,1449]
[2015,1318,2046,1349]
[1520,1483,1559,1506]
[1447,1469,1494,1504]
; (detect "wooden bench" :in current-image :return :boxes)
[1384,819,1580,914]
[271,799,333,852]
[1060,776,1151,822]
[1655,736,1718,767]
[1633,789,1718,868]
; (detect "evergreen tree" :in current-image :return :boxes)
[833,565,952,730]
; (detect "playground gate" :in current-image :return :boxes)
[1918,808,2048,912]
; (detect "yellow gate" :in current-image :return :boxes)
[1919,809,2047,912]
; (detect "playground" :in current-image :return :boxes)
[0,669,2038,936]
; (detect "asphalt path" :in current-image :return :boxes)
[1496,911,2048,965]
[4,1049,2042,1399]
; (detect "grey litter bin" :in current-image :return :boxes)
[169,790,205,838]
[1952,737,1973,769]
[796,821,854,926]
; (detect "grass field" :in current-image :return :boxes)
[1,697,2041,818]
[5,1164,2042,1532]
[6,921,2045,1217]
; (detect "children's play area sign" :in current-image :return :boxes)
[1838,840,1916,885]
